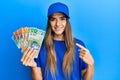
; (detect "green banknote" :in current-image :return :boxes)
[28,27,45,58]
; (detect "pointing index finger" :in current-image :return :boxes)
[76,43,86,50]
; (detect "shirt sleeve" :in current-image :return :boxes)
[75,38,88,70]
[34,57,41,67]
[79,41,88,70]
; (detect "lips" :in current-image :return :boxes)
[55,27,62,31]
[55,26,63,31]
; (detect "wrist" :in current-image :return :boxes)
[30,66,38,71]
[30,64,37,69]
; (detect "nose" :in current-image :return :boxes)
[56,19,61,26]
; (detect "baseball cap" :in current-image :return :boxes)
[48,2,70,18]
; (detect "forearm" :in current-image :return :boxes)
[31,67,42,80]
[84,64,94,80]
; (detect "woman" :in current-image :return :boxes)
[21,2,94,80]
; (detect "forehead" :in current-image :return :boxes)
[51,12,65,17]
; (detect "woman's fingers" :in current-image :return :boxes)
[78,49,87,57]
[22,48,34,66]
[26,50,36,66]
[21,47,30,62]
[21,47,35,66]
[76,43,94,66]
[76,43,87,51]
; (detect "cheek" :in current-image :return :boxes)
[50,22,55,28]
[50,22,54,27]
[63,22,67,28]
[62,20,67,25]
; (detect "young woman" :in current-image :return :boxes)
[21,2,94,80]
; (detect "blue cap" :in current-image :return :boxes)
[48,2,70,18]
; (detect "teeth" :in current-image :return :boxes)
[55,27,61,30]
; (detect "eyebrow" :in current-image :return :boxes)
[50,15,66,19]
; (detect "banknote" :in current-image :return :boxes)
[12,27,45,58]
[28,27,45,58]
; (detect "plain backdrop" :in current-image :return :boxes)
[0,0,120,80]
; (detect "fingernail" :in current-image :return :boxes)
[21,59,23,62]
[76,43,78,45]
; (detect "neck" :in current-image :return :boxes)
[53,34,64,40]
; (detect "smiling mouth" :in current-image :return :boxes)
[55,27,63,30]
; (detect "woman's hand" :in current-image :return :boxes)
[21,47,37,68]
[21,47,43,80]
[76,43,94,66]
[76,43,94,80]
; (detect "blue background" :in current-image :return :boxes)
[0,0,120,80]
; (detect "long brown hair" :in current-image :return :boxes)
[44,17,75,78]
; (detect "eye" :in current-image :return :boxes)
[61,16,66,20]
[50,17,55,21]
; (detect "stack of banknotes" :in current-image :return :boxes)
[12,27,46,58]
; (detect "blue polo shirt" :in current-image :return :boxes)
[35,38,87,80]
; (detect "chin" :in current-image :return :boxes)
[54,32,63,35]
